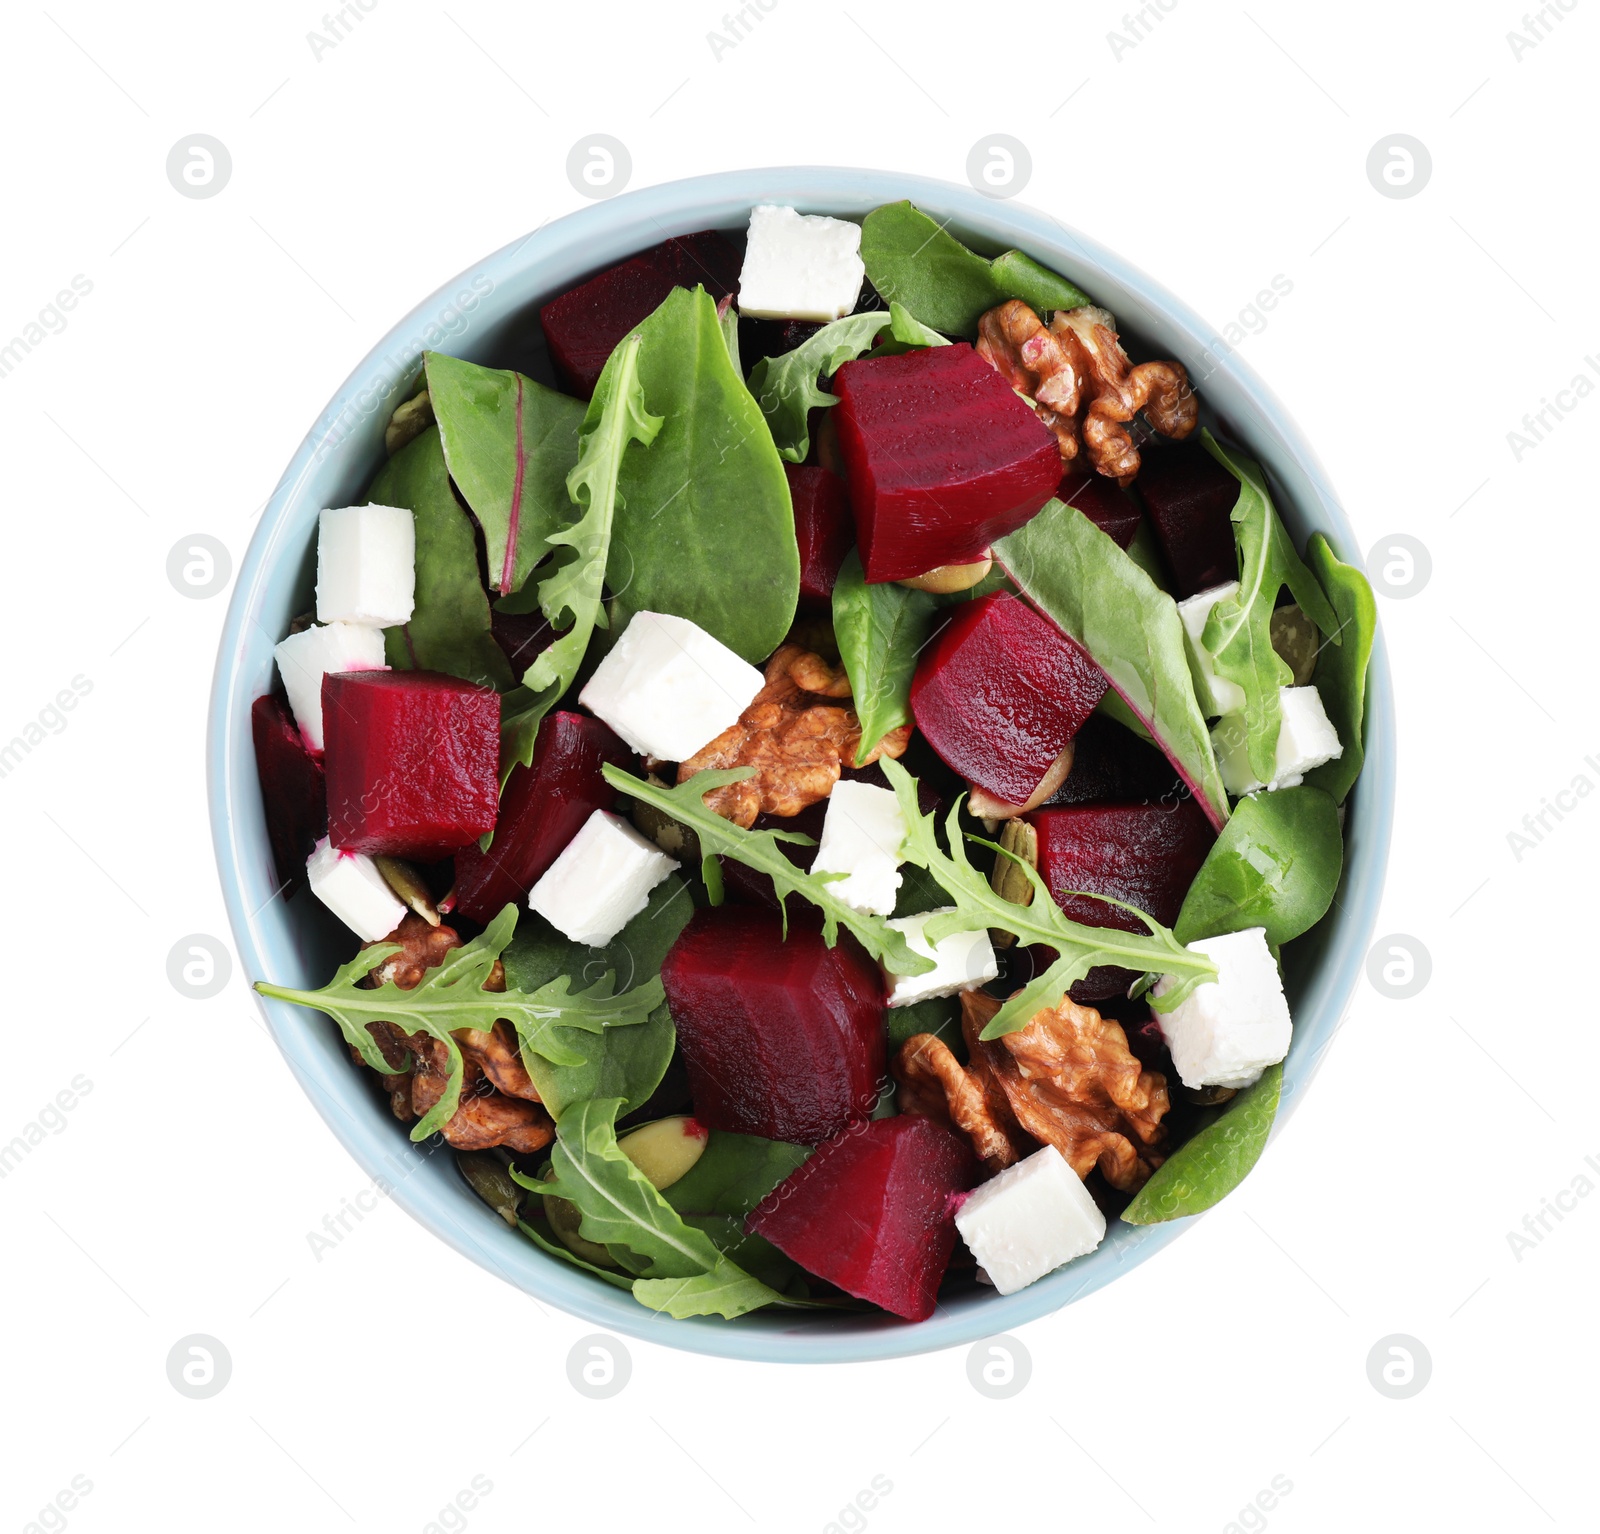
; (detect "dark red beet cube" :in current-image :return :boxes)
[489,607,556,678]
[747,1117,975,1321]
[1136,444,1240,597]
[450,711,633,923]
[540,230,742,397]
[660,906,886,1144]
[911,591,1107,807]
[739,315,823,368]
[833,345,1061,582]
[1060,470,1142,549]
[252,694,326,893]
[323,671,500,861]
[1044,713,1184,807]
[785,463,854,610]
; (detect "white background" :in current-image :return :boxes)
[2,2,1595,1530]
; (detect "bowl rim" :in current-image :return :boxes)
[208,166,1395,1364]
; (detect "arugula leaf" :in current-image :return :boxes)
[831,548,938,765]
[423,353,585,596]
[255,906,661,1141]
[368,426,513,691]
[1174,786,1342,948]
[878,757,1215,1036]
[860,202,1091,336]
[604,764,930,976]
[993,498,1231,830]
[1303,533,1376,804]
[516,1216,636,1291]
[1200,434,1342,785]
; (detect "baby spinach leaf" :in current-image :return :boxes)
[1121,1064,1281,1223]
[994,498,1230,830]
[1174,787,1342,948]
[832,548,938,765]
[662,1131,812,1218]
[860,201,1091,337]
[1200,434,1342,785]
[608,285,799,664]
[423,352,585,596]
[368,426,513,691]
[885,993,962,1055]
[1303,533,1377,804]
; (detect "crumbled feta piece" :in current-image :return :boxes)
[1213,685,1342,794]
[954,1145,1106,1294]
[273,622,387,752]
[1152,927,1291,1089]
[306,836,406,941]
[881,908,999,1008]
[1177,581,1247,717]
[738,204,865,323]
[529,810,679,948]
[315,504,416,628]
[578,610,764,762]
[812,782,907,917]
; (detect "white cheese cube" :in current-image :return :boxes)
[881,908,999,1008]
[1151,927,1291,1089]
[1213,685,1342,795]
[315,504,416,628]
[738,204,865,323]
[273,622,388,752]
[1177,581,1247,717]
[529,810,679,948]
[954,1145,1106,1294]
[578,610,764,762]
[306,836,406,941]
[812,782,906,917]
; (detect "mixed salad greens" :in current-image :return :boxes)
[251,200,1375,1324]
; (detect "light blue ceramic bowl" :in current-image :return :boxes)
[209,168,1394,1363]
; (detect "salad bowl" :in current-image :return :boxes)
[209,167,1394,1363]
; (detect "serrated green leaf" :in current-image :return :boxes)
[831,548,938,764]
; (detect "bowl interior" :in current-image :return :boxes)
[209,168,1394,1363]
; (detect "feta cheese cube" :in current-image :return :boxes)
[306,836,406,941]
[881,908,998,1008]
[273,622,387,752]
[315,504,416,628]
[578,610,764,762]
[1152,927,1292,1089]
[738,204,865,323]
[812,781,907,917]
[954,1145,1106,1294]
[529,810,679,948]
[1213,685,1342,795]
[1177,581,1247,717]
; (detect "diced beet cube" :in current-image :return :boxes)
[1044,713,1184,807]
[540,230,743,397]
[251,693,326,893]
[910,591,1107,808]
[833,345,1061,582]
[450,711,634,923]
[785,463,854,610]
[1060,470,1142,549]
[489,607,556,677]
[323,671,500,861]
[660,906,886,1144]
[747,1117,975,1321]
[1136,443,1240,597]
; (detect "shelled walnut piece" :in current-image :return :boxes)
[352,914,554,1154]
[975,299,1198,486]
[677,643,912,828]
[894,990,1169,1190]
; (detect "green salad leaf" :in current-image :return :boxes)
[1121,1064,1282,1223]
[605,764,929,976]
[878,758,1216,1035]
[516,1216,636,1291]
[831,548,938,765]
[1303,533,1377,804]
[255,906,661,1142]
[993,498,1230,830]
[884,993,962,1055]
[662,1131,812,1218]
[368,426,514,691]
[423,352,585,596]
[1174,786,1342,948]
[860,202,1091,336]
